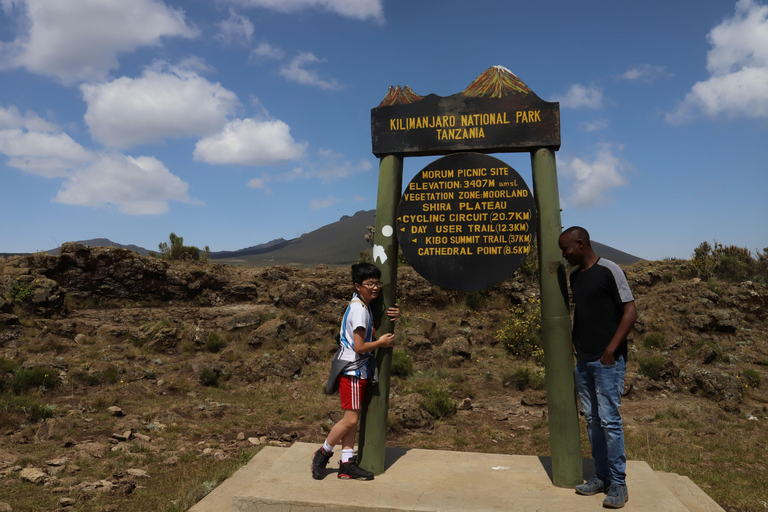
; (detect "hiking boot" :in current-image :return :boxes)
[337,456,374,480]
[575,475,607,496]
[603,483,629,508]
[311,447,332,480]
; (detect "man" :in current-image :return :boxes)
[558,226,637,509]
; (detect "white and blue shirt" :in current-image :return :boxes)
[337,293,373,379]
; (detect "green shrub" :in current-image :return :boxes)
[464,291,484,310]
[661,272,674,283]
[199,368,219,387]
[205,333,226,353]
[642,332,668,350]
[0,394,56,423]
[152,233,203,262]
[412,383,456,419]
[71,370,102,387]
[742,368,761,388]
[356,250,373,264]
[637,355,665,381]
[102,365,120,384]
[8,279,34,303]
[690,240,768,283]
[503,367,545,391]
[519,239,539,277]
[391,350,413,378]
[706,278,723,297]
[0,358,19,373]
[496,296,541,358]
[11,366,59,394]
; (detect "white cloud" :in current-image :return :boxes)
[0,105,58,132]
[251,42,285,60]
[618,64,671,83]
[310,195,339,210]
[578,118,610,133]
[0,0,197,84]
[667,0,768,122]
[216,8,254,46]
[551,84,604,109]
[194,117,307,166]
[246,173,272,194]
[54,154,195,215]
[81,60,240,148]
[0,127,93,178]
[279,52,344,90]
[225,0,384,22]
[559,144,630,209]
[244,149,371,193]
[0,106,195,213]
[306,148,372,181]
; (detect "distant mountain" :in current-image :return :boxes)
[210,210,375,266]
[591,242,641,266]
[210,209,644,267]
[209,238,291,259]
[1,213,644,267]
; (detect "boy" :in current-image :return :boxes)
[558,226,637,509]
[311,263,400,480]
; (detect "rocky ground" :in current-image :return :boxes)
[0,243,767,511]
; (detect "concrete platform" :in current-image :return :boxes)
[190,442,724,512]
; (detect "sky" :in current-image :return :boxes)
[1,0,767,261]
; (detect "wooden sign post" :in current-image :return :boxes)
[361,66,581,487]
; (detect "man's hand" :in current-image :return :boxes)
[386,304,400,322]
[600,351,616,365]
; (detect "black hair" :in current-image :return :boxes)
[351,262,381,284]
[561,226,591,247]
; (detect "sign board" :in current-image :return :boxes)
[397,152,536,291]
[371,66,560,157]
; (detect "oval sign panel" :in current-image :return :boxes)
[397,152,537,291]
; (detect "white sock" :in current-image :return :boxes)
[341,448,354,463]
[323,441,333,454]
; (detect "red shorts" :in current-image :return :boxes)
[339,375,367,411]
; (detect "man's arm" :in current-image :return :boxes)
[599,301,637,365]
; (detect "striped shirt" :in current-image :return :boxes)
[337,294,374,379]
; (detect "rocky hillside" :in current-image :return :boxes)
[0,243,767,511]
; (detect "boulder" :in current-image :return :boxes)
[389,394,433,431]
[442,336,471,358]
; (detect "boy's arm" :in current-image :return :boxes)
[353,327,394,354]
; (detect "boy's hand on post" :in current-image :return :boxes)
[387,304,400,322]
[378,333,395,348]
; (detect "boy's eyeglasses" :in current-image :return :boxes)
[361,281,382,289]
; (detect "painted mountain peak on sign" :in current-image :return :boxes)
[377,85,425,107]
[462,65,531,98]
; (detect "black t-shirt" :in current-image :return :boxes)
[569,258,635,362]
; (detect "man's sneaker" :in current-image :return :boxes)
[575,475,607,496]
[337,456,374,480]
[311,448,332,480]
[603,483,629,509]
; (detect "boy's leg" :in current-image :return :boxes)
[326,409,360,448]
[313,376,367,479]
[333,376,373,480]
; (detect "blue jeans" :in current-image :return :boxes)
[574,355,626,486]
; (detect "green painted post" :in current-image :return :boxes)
[530,147,583,487]
[358,154,403,475]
